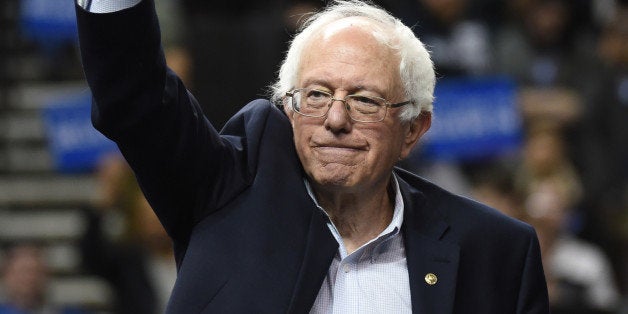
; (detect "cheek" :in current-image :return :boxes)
[363,128,401,157]
[356,139,401,185]
[292,124,314,158]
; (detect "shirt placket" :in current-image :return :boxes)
[332,237,385,314]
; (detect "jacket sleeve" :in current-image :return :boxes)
[516,228,550,314]
[75,0,261,244]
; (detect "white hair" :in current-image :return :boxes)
[271,0,435,121]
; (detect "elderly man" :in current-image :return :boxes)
[75,0,549,313]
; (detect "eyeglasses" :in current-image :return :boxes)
[285,88,413,123]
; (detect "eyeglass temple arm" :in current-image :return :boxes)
[389,100,414,108]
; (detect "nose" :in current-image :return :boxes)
[323,98,353,133]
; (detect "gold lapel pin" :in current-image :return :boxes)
[425,273,437,285]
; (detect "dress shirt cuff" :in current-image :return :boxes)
[77,0,141,13]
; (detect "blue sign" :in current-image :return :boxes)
[20,0,78,49]
[419,77,522,161]
[42,91,118,173]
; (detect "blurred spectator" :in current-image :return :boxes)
[385,0,492,76]
[514,120,621,311]
[494,0,593,87]
[81,154,175,314]
[526,179,620,311]
[0,243,87,314]
[470,162,525,221]
[515,122,582,215]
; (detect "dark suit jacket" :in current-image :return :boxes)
[76,0,549,313]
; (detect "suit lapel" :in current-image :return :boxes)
[288,207,337,313]
[399,177,460,314]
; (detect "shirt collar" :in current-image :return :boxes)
[303,174,404,255]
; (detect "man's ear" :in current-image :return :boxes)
[400,112,431,159]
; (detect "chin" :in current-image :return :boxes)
[315,175,352,188]
[311,166,359,189]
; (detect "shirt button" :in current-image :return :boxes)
[343,264,351,273]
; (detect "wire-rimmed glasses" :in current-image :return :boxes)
[285,88,413,123]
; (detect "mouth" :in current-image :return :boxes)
[311,144,368,161]
[312,143,368,151]
[313,146,363,155]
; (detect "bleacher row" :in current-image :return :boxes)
[1,82,115,312]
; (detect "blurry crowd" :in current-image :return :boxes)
[1,153,176,314]
[1,0,627,313]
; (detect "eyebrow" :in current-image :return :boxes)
[300,78,331,89]
[300,79,387,97]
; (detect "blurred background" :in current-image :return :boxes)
[0,0,626,313]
